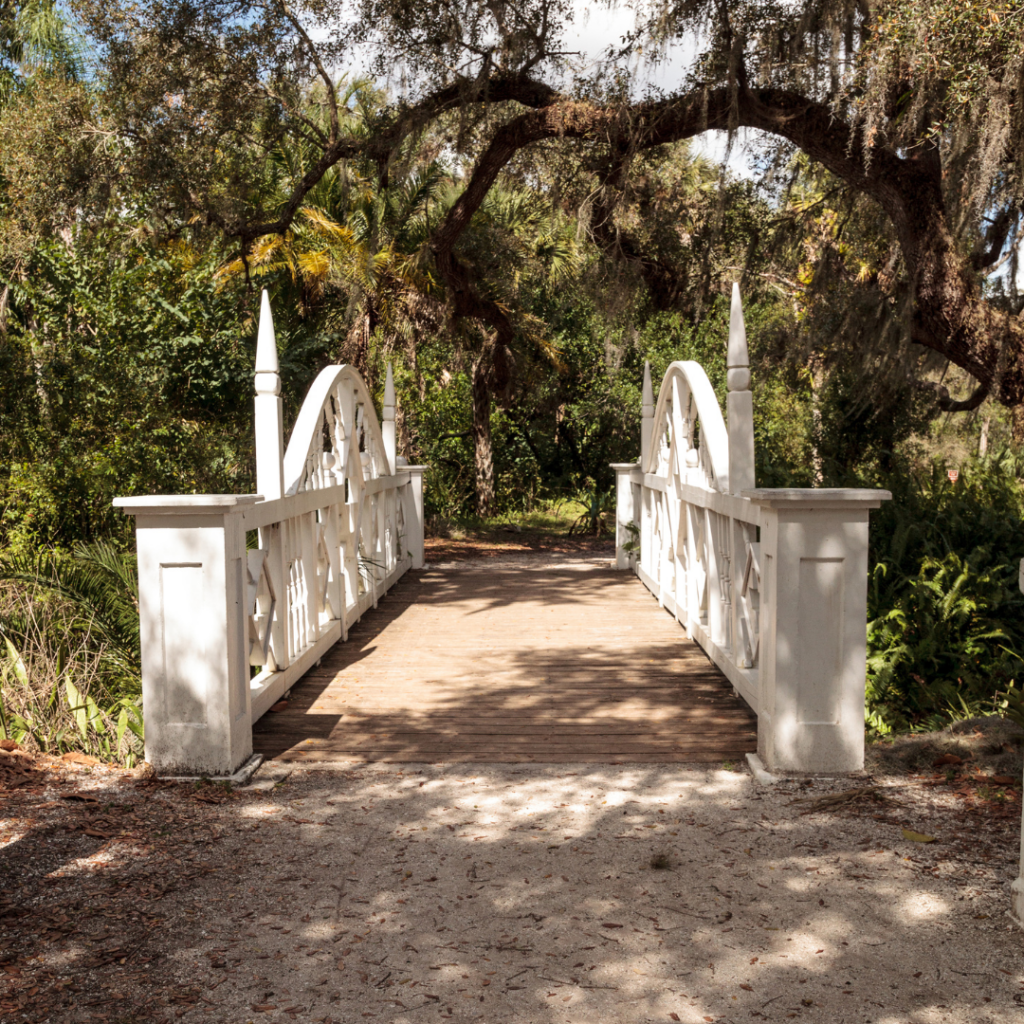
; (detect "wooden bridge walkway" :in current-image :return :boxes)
[253,559,757,763]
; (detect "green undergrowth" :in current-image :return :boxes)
[427,497,612,543]
[866,450,1024,735]
[0,542,143,765]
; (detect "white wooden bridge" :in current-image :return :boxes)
[113,285,1024,927]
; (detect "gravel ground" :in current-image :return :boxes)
[3,757,1021,1024]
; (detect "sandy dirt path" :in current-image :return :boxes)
[5,759,1020,1024]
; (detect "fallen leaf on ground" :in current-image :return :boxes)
[932,754,962,767]
[901,829,936,843]
[61,751,100,765]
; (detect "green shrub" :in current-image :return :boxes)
[866,451,1024,732]
[0,542,143,764]
[0,594,142,765]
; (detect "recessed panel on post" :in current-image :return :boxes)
[159,562,209,727]
[797,556,844,725]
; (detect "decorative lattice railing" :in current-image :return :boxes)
[613,285,890,775]
[115,292,425,775]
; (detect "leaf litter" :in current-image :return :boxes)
[0,754,1021,1023]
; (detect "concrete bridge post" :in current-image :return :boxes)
[112,494,261,776]
[743,488,889,774]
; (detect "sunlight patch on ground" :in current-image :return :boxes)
[896,891,952,921]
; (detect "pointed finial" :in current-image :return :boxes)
[727,282,750,392]
[384,362,395,413]
[253,288,284,499]
[255,289,280,393]
[726,281,756,493]
[642,361,653,410]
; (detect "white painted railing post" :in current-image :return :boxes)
[641,360,654,469]
[403,466,428,569]
[112,495,261,776]
[1015,834,1024,929]
[727,283,755,496]
[254,289,284,502]
[617,312,891,778]
[115,292,428,775]
[743,489,890,773]
[1012,559,1024,927]
[611,462,640,570]
[382,363,397,473]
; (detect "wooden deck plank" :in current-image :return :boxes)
[253,563,757,763]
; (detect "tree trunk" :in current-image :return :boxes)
[471,356,495,516]
[344,303,377,380]
[1012,405,1024,447]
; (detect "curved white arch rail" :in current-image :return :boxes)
[115,291,426,776]
[613,284,890,777]
[643,360,730,489]
[282,363,392,495]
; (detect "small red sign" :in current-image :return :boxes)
[947,469,959,484]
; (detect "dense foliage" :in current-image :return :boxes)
[0,0,1021,754]
[867,453,1024,732]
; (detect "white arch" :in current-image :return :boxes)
[644,360,730,493]
[283,364,392,496]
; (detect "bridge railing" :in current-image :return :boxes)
[614,285,890,774]
[114,291,425,776]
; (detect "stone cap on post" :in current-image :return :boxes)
[114,494,264,517]
[113,493,264,516]
[742,488,891,511]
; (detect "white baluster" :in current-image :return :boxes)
[641,361,654,470]
[382,362,397,474]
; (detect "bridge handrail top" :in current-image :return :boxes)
[742,487,892,509]
[114,494,263,516]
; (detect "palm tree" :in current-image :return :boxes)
[220,79,582,513]
[0,541,140,686]
[1,0,84,106]
[220,159,446,377]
